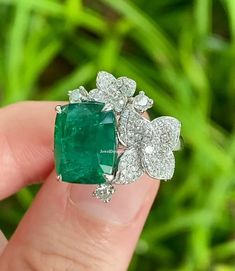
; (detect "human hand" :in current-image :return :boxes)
[0,102,160,271]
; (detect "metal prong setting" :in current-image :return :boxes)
[57,175,63,182]
[173,136,184,151]
[55,105,62,114]
[117,131,127,147]
[103,173,114,183]
[79,86,87,92]
[101,103,113,112]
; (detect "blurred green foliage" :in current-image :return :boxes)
[0,0,235,270]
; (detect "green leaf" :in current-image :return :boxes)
[41,62,97,100]
[101,0,177,65]
[194,0,212,40]
[5,0,30,103]
[224,0,235,42]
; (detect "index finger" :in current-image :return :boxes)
[0,101,60,199]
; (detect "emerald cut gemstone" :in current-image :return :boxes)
[54,102,117,184]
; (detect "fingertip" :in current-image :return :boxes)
[69,175,159,225]
[0,101,60,199]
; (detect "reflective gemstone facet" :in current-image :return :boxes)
[54,102,117,184]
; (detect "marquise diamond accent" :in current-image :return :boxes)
[68,86,88,103]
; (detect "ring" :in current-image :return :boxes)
[54,71,181,203]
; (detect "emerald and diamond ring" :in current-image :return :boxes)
[54,71,181,203]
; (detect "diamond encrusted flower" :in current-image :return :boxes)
[113,105,181,184]
[88,71,137,113]
[64,71,181,203]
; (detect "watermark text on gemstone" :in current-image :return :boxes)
[100,149,117,154]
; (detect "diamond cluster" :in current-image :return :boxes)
[67,71,181,202]
[88,72,136,113]
[118,105,153,147]
[113,112,181,183]
[114,148,143,184]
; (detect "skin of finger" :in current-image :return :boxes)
[0,231,7,255]
[0,101,62,199]
[0,171,159,271]
[0,101,149,200]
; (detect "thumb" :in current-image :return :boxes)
[0,170,159,271]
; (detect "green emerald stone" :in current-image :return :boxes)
[54,102,117,184]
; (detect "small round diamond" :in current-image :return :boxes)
[93,183,115,203]
[133,91,153,112]
[144,145,154,154]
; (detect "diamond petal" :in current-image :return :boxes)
[151,116,181,151]
[118,105,153,147]
[113,148,144,184]
[107,90,127,113]
[88,88,107,103]
[142,144,175,180]
[96,71,116,91]
[89,88,127,113]
[116,76,136,97]
[92,71,128,112]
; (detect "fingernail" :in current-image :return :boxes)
[69,176,159,224]
[0,230,7,253]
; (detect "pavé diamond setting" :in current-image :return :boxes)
[54,71,181,203]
